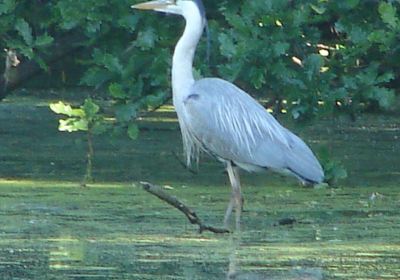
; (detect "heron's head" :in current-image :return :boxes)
[132,0,205,20]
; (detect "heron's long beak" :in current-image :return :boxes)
[131,0,171,11]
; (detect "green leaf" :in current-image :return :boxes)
[109,83,127,99]
[218,62,243,82]
[218,33,237,59]
[92,49,123,74]
[35,34,54,47]
[83,98,100,119]
[50,102,85,117]
[343,0,359,9]
[118,15,139,31]
[115,104,137,122]
[127,123,139,140]
[59,119,88,132]
[56,1,81,30]
[249,68,266,89]
[15,19,33,46]
[273,41,290,56]
[50,102,73,116]
[304,54,324,80]
[135,28,157,50]
[335,0,360,10]
[0,0,16,15]
[102,54,123,74]
[376,71,395,84]
[92,122,109,135]
[372,87,395,109]
[18,46,34,60]
[146,91,167,109]
[80,67,111,87]
[379,2,398,29]
[368,30,387,44]
[86,21,101,34]
[34,56,49,71]
[310,4,326,15]
[349,26,368,44]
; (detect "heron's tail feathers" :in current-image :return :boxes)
[284,131,324,184]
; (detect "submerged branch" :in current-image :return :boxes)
[139,181,230,234]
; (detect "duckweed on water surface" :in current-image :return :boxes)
[0,96,399,279]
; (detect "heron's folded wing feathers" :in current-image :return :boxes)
[182,78,323,183]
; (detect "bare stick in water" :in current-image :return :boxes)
[139,181,230,234]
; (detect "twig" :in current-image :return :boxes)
[139,181,230,234]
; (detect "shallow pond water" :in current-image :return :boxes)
[0,96,399,279]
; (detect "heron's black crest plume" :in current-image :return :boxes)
[191,0,209,65]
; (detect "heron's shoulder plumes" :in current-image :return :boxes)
[180,78,289,164]
[191,78,290,147]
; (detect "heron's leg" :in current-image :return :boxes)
[224,162,242,231]
[223,194,235,228]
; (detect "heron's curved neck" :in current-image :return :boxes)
[172,9,204,103]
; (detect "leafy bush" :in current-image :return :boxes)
[1,0,399,122]
[318,147,348,186]
[212,0,399,119]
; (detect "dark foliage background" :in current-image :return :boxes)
[1,0,399,123]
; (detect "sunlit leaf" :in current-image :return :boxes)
[59,119,88,132]
[50,102,73,116]
[310,4,326,15]
[50,102,85,117]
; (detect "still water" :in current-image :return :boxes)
[0,100,399,279]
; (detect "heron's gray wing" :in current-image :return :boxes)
[182,78,324,183]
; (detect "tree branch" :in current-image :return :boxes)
[139,181,230,234]
[1,32,86,101]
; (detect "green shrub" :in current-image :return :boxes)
[1,0,398,122]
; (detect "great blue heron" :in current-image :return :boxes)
[132,0,324,230]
